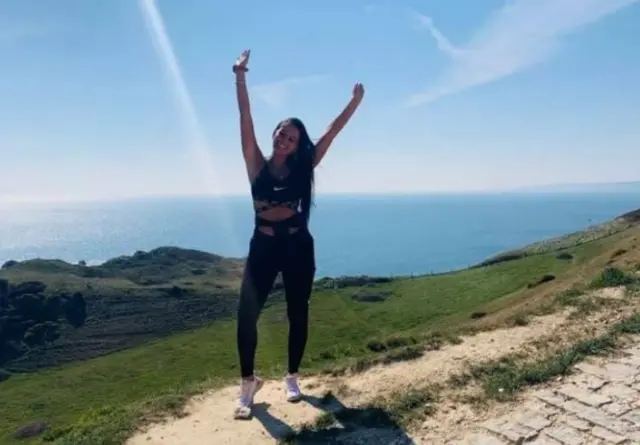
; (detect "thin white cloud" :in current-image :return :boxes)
[407,0,640,107]
[251,74,330,108]
[0,23,64,43]
[364,4,377,14]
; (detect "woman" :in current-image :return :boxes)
[232,49,364,419]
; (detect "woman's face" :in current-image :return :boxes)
[272,123,300,157]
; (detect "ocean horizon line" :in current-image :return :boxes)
[2,187,640,207]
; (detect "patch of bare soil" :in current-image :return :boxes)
[412,290,640,444]
[125,288,637,445]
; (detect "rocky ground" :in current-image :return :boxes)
[451,342,640,445]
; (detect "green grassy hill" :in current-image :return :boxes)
[1,209,639,445]
[0,247,246,372]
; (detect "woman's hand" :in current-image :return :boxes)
[233,49,251,73]
[352,82,365,103]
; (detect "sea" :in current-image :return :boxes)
[1,192,638,279]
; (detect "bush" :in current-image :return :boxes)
[1,260,18,269]
[351,291,390,303]
[590,267,635,289]
[611,249,628,259]
[477,252,526,267]
[315,275,393,290]
[0,368,11,382]
[528,274,556,288]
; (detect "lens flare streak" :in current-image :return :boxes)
[138,0,238,246]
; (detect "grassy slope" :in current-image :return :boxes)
[1,211,640,444]
[478,207,640,266]
[0,247,246,372]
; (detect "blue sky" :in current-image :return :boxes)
[1,0,639,202]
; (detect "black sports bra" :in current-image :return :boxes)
[251,163,302,213]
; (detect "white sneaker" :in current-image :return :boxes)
[233,376,263,420]
[284,373,302,403]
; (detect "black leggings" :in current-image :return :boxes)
[236,227,316,378]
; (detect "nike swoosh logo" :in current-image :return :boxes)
[273,186,287,191]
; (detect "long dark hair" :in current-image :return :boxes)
[273,117,316,224]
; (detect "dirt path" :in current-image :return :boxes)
[125,287,638,445]
[125,312,568,445]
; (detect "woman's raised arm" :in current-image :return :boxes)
[233,50,264,181]
[313,83,365,168]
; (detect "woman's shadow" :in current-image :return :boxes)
[251,392,417,444]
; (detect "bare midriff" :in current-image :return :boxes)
[253,200,300,235]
